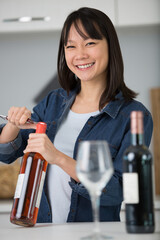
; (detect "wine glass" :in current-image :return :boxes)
[76,140,113,240]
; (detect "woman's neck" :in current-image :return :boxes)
[80,80,106,102]
[71,81,106,113]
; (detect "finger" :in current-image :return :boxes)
[8,106,18,123]
[18,107,31,125]
[8,106,21,124]
[20,123,37,130]
[28,133,47,140]
[24,143,46,154]
[14,107,30,125]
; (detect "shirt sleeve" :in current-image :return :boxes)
[0,124,22,155]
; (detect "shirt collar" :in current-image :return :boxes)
[101,91,125,119]
[61,88,125,119]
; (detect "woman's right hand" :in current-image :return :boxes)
[7,106,36,129]
[0,106,36,144]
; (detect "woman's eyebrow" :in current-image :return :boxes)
[67,37,92,43]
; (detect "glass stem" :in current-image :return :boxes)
[90,193,100,234]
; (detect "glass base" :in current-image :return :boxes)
[80,233,112,240]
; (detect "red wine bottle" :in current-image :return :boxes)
[10,122,47,227]
[123,111,155,233]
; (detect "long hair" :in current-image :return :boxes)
[57,7,137,110]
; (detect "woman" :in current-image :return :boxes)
[0,7,153,223]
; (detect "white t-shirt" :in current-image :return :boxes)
[47,109,99,224]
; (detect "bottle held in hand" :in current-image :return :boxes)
[123,111,155,233]
[10,122,47,227]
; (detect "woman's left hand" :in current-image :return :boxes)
[23,133,59,165]
[24,132,79,182]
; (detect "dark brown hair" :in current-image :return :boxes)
[57,7,137,110]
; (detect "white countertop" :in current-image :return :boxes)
[0,197,159,240]
[0,213,159,240]
[0,199,12,213]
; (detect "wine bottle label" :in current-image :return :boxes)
[14,174,25,199]
[35,171,46,208]
[123,173,139,204]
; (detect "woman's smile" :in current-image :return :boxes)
[76,62,95,70]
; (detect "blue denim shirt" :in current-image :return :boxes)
[0,88,153,223]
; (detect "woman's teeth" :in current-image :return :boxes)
[77,63,94,69]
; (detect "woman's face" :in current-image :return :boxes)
[64,22,109,85]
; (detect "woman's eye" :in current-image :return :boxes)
[66,45,75,49]
[86,42,95,46]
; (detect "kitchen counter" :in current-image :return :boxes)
[0,197,160,239]
[0,199,12,213]
[0,213,159,240]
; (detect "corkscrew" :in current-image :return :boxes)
[0,114,35,124]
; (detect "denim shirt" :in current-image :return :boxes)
[0,88,153,223]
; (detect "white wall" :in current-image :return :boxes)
[117,25,160,110]
[0,31,60,116]
[0,25,160,122]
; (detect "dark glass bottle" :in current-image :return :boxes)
[123,111,155,233]
[10,122,48,227]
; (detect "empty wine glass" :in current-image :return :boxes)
[76,140,113,240]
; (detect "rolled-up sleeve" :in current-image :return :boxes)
[0,124,22,155]
[0,124,24,164]
[0,139,22,156]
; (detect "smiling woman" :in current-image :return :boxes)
[58,7,137,111]
[0,7,153,226]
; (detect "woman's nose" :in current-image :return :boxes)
[75,47,89,60]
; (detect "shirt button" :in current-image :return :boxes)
[53,121,56,125]
[71,209,75,213]
[48,212,51,216]
[88,121,92,125]
[102,188,107,193]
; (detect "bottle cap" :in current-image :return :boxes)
[36,122,47,133]
[131,111,143,119]
[130,111,143,134]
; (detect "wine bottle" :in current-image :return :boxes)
[123,111,155,233]
[10,122,47,227]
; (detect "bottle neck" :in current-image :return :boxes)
[131,133,144,146]
[130,111,144,146]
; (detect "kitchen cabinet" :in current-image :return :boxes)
[117,0,160,26]
[0,0,159,33]
[0,0,115,33]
